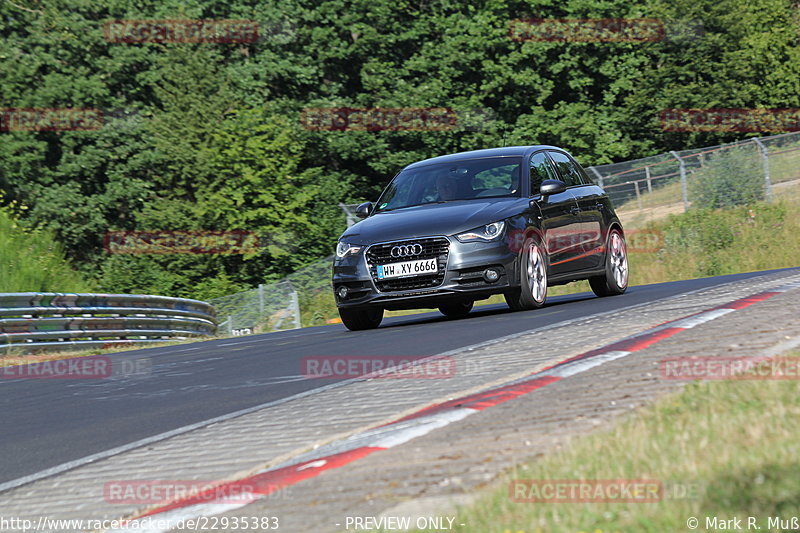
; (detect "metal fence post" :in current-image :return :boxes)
[633,181,642,209]
[752,138,772,203]
[645,166,652,194]
[339,203,359,227]
[290,290,301,329]
[588,167,604,188]
[670,151,688,212]
[258,283,265,317]
[228,315,233,336]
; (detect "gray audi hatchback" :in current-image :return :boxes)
[332,146,628,330]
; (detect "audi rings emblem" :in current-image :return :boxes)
[391,243,423,258]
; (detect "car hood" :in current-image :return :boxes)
[340,198,525,243]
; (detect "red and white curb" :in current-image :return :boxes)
[108,281,800,532]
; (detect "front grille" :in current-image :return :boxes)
[366,237,450,292]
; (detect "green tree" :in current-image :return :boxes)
[2,0,799,299]
[200,107,350,278]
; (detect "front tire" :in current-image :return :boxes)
[589,228,628,297]
[438,300,474,318]
[505,238,548,311]
[339,307,384,331]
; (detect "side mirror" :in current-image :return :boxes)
[540,179,567,196]
[355,202,373,219]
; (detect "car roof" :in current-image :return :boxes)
[404,145,564,170]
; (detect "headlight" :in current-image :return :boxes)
[456,221,506,243]
[336,241,362,258]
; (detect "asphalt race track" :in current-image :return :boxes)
[0,268,794,488]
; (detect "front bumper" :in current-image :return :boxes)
[332,236,519,311]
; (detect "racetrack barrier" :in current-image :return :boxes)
[0,293,216,355]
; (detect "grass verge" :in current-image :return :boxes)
[408,351,800,533]
[0,208,92,292]
[628,199,800,284]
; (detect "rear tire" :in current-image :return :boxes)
[589,228,628,297]
[438,301,474,318]
[338,307,384,331]
[505,238,548,311]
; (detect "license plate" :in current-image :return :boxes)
[377,258,438,279]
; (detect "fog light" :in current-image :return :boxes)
[337,286,349,299]
[483,269,500,283]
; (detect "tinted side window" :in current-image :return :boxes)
[575,161,592,185]
[548,151,583,187]
[529,152,557,195]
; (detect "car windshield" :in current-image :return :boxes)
[375,157,523,212]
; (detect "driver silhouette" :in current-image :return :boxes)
[436,172,459,201]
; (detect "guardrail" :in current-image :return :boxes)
[0,293,217,355]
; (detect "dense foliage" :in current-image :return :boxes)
[691,148,767,208]
[0,202,91,292]
[1,0,798,298]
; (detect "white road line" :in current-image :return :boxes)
[547,350,632,378]
[5,273,799,494]
[670,308,735,329]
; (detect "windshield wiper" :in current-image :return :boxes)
[379,200,451,212]
[414,200,450,206]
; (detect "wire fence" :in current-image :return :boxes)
[339,203,361,226]
[586,131,800,225]
[209,255,333,335]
